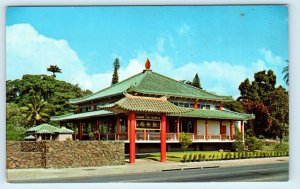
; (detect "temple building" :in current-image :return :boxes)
[51,59,254,163]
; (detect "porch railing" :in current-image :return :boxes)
[97,132,235,142]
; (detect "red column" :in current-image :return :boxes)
[127,117,130,140]
[117,115,121,140]
[230,121,234,140]
[143,130,146,141]
[79,121,83,140]
[205,120,209,140]
[161,113,167,162]
[194,101,198,109]
[77,105,81,113]
[93,101,97,111]
[177,117,180,140]
[241,120,244,141]
[219,102,222,111]
[129,112,136,164]
[194,119,197,139]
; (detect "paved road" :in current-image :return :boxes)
[13,162,288,183]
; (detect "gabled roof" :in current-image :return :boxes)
[70,70,233,104]
[168,109,255,121]
[99,93,190,114]
[27,124,74,134]
[24,135,35,140]
[50,110,114,122]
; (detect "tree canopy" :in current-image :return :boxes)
[6,74,92,117]
[111,58,120,85]
[47,65,62,78]
[237,70,288,140]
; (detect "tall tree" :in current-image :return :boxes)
[264,87,289,142]
[192,73,202,89]
[238,70,276,101]
[282,61,289,86]
[21,96,49,126]
[111,58,120,85]
[47,65,62,78]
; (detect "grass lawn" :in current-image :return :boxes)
[137,151,229,162]
[137,150,288,162]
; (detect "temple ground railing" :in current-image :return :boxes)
[96,132,235,142]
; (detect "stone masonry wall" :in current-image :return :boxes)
[6,141,125,169]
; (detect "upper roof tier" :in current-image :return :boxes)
[70,59,234,104]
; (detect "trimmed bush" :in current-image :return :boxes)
[192,154,197,162]
[182,154,187,162]
[188,154,193,162]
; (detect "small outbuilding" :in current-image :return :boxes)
[25,124,74,141]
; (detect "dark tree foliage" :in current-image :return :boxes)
[238,70,276,101]
[6,74,92,117]
[282,64,289,86]
[238,70,288,139]
[223,100,245,113]
[242,99,272,137]
[47,65,62,78]
[111,58,120,85]
[192,73,202,89]
[180,73,203,89]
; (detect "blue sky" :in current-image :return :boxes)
[6,5,288,98]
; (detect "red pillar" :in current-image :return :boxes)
[230,121,234,140]
[117,115,121,140]
[129,112,136,164]
[219,102,222,111]
[93,101,97,111]
[194,119,197,139]
[177,117,180,140]
[79,121,83,140]
[77,105,81,113]
[194,101,198,109]
[205,120,209,140]
[143,130,147,141]
[161,113,167,162]
[241,120,244,141]
[127,117,130,140]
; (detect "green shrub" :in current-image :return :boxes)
[182,154,187,162]
[197,154,201,162]
[192,154,197,162]
[274,143,289,152]
[221,153,224,160]
[188,154,193,162]
[212,154,215,161]
[179,132,192,151]
[246,136,263,151]
[202,154,206,161]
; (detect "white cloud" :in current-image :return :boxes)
[7,24,287,99]
[260,48,283,64]
[176,24,190,36]
[6,24,112,92]
[156,38,165,53]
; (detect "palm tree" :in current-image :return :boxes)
[21,96,49,126]
[47,65,62,78]
[282,60,289,86]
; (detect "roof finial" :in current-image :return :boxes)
[145,58,151,70]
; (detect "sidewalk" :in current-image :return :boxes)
[7,157,289,182]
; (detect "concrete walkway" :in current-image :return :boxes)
[7,157,289,182]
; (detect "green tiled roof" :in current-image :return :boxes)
[69,70,233,104]
[168,109,255,121]
[51,110,114,122]
[27,124,74,134]
[24,135,35,140]
[99,94,190,114]
[69,72,146,104]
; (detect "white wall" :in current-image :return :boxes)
[57,134,73,141]
[197,120,205,134]
[208,120,220,135]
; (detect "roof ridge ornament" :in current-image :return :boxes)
[143,58,152,73]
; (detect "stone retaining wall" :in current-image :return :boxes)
[6,141,125,169]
